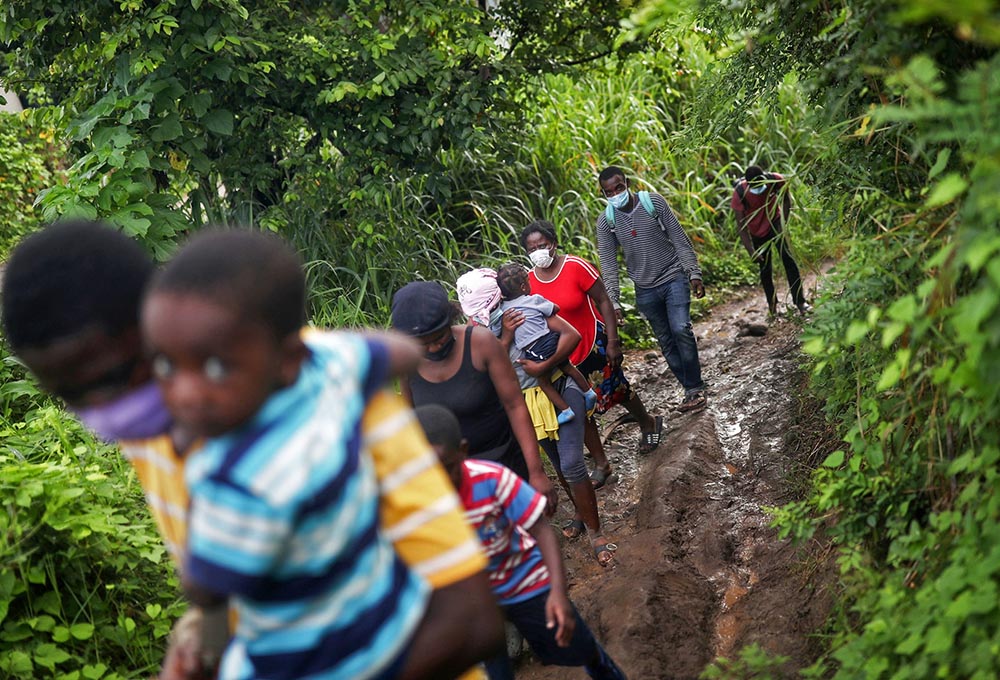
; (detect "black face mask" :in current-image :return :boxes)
[425,333,456,362]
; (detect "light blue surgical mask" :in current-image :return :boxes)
[749,185,768,195]
[607,191,630,209]
[488,306,505,333]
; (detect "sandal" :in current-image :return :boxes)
[590,465,613,489]
[562,519,585,540]
[677,392,707,413]
[637,415,663,455]
[593,539,617,567]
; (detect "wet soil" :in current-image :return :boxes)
[518,272,838,679]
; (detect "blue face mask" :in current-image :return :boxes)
[749,184,768,195]
[72,381,173,442]
[607,190,630,209]
[488,306,505,330]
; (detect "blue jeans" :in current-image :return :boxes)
[484,590,628,680]
[634,278,704,395]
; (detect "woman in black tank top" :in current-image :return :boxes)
[392,281,556,509]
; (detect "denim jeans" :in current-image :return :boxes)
[484,591,628,680]
[634,277,704,395]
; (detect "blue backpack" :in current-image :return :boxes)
[604,190,667,233]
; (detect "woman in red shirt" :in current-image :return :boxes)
[519,220,662,493]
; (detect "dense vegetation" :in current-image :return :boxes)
[1,0,998,677]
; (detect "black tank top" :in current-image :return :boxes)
[410,326,513,460]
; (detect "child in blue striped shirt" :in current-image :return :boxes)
[141,229,497,680]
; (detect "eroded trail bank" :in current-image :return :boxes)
[521,279,837,679]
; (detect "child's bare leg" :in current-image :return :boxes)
[562,362,591,395]
[538,375,571,415]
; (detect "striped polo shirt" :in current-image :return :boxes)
[121,391,487,680]
[184,332,428,680]
[121,330,485,585]
[459,459,550,605]
[596,191,703,307]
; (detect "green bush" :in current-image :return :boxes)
[766,35,1000,680]
[0,345,183,679]
[0,113,59,258]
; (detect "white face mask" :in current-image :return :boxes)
[529,248,554,269]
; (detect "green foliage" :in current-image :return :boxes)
[708,0,1000,676]
[0,0,640,256]
[0,113,59,257]
[287,43,836,331]
[700,643,791,679]
[0,344,183,678]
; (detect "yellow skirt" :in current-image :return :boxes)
[522,385,560,442]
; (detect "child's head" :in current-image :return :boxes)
[141,229,308,438]
[496,263,530,301]
[456,268,502,327]
[2,220,155,408]
[414,404,467,491]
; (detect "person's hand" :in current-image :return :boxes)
[502,309,525,334]
[159,609,214,680]
[545,590,576,647]
[605,335,623,369]
[691,279,706,299]
[614,307,624,325]
[516,357,546,378]
[529,470,557,516]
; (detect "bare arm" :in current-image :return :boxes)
[517,314,579,378]
[181,572,226,610]
[362,330,422,377]
[780,184,791,232]
[586,278,623,368]
[398,572,505,679]
[474,327,556,510]
[737,215,756,258]
[526,519,576,647]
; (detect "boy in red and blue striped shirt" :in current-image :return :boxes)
[416,404,628,680]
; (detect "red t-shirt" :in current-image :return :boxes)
[527,255,603,366]
[731,173,786,238]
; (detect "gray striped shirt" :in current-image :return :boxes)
[596,191,702,307]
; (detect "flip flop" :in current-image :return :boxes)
[637,415,663,455]
[590,465,613,489]
[562,519,585,540]
[593,540,617,567]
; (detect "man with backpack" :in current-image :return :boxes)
[596,165,707,413]
[732,165,810,317]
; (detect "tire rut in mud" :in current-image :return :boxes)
[518,284,835,679]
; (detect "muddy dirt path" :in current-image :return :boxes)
[518,271,837,679]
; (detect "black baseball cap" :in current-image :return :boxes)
[391,281,453,336]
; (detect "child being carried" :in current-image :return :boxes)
[458,265,596,425]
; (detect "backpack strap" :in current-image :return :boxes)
[637,191,655,218]
[606,191,666,233]
[638,190,667,232]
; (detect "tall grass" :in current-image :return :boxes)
[282,47,843,330]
